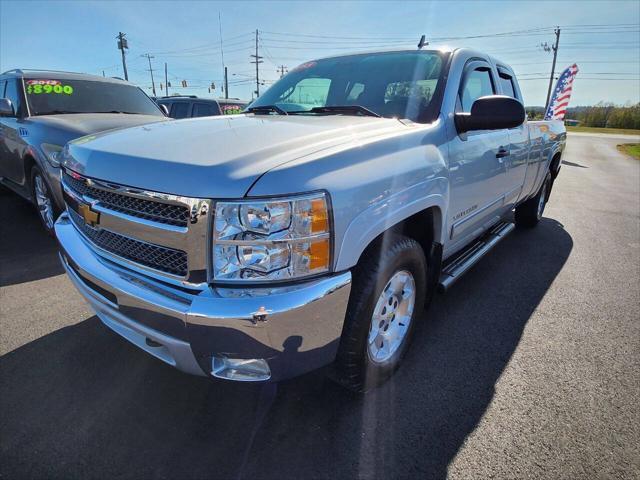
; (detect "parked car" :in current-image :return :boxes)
[55,48,565,390]
[0,69,168,234]
[156,96,248,119]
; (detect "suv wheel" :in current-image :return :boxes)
[332,235,427,392]
[31,166,57,235]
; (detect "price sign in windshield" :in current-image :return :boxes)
[26,79,74,95]
[221,104,244,115]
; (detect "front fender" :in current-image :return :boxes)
[335,179,448,271]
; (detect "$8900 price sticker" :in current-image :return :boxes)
[26,80,73,95]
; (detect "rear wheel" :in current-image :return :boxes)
[515,173,551,229]
[332,235,427,392]
[31,166,58,236]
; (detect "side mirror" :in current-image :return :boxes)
[159,104,169,116]
[455,95,524,133]
[0,98,14,117]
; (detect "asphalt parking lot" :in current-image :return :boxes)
[1,133,639,479]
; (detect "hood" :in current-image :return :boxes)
[30,113,168,139]
[63,114,405,198]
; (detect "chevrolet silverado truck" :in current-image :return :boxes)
[0,69,167,234]
[54,48,565,391]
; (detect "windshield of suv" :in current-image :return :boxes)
[249,51,445,122]
[24,78,163,116]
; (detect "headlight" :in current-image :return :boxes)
[41,143,63,167]
[213,192,331,282]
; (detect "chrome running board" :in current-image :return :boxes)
[438,221,515,292]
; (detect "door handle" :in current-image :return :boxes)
[496,148,510,158]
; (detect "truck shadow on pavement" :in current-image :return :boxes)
[0,217,573,480]
[0,192,64,287]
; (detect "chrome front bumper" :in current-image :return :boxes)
[55,213,352,382]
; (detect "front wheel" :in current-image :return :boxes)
[332,235,427,392]
[31,166,58,236]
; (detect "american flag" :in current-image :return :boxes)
[544,63,579,120]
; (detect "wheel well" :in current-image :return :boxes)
[550,152,562,179]
[357,207,442,265]
[23,154,36,188]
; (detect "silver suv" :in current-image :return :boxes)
[0,69,167,234]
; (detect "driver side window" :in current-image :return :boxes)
[460,68,495,112]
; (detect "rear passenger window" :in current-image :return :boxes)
[499,73,516,99]
[192,103,219,117]
[170,102,189,119]
[460,68,494,112]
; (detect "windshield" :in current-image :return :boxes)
[250,51,445,122]
[24,78,163,116]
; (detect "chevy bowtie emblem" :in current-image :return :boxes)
[78,203,100,227]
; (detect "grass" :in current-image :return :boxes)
[617,143,640,160]
[566,126,640,136]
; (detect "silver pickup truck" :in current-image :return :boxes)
[55,48,565,391]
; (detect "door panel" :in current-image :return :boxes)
[445,61,510,254]
[497,69,530,207]
[0,80,27,185]
[505,123,529,207]
[447,129,509,245]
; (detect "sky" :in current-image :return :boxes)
[1,0,639,106]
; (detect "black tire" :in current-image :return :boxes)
[515,173,551,229]
[30,166,59,236]
[332,235,427,392]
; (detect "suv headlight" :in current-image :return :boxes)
[41,143,63,167]
[213,192,331,282]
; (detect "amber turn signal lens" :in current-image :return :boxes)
[309,238,330,270]
[310,198,329,233]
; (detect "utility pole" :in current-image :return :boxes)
[164,62,168,97]
[116,32,129,81]
[277,65,288,78]
[142,53,156,97]
[250,29,264,97]
[544,27,561,111]
[224,66,229,99]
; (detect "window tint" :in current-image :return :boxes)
[0,80,6,97]
[170,102,190,119]
[345,82,365,102]
[384,79,438,118]
[460,68,494,112]
[24,79,161,116]
[251,51,445,122]
[192,102,219,117]
[277,77,331,108]
[499,74,516,99]
[4,80,23,116]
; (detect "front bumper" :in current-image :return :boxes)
[55,213,352,382]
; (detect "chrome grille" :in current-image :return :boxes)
[68,208,188,277]
[63,172,190,227]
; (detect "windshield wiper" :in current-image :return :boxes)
[96,110,140,114]
[245,105,288,115]
[37,110,82,115]
[308,105,381,118]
